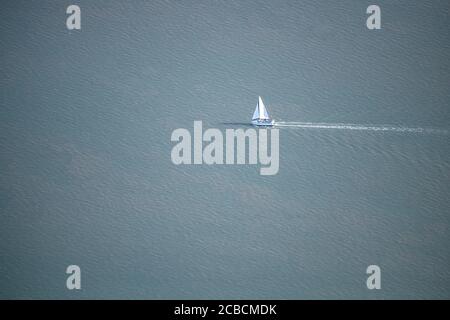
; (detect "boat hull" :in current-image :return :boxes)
[251,119,274,127]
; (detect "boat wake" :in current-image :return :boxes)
[273,121,448,135]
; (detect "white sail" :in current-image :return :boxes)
[251,96,274,126]
[252,104,259,120]
[263,105,269,119]
[257,96,270,120]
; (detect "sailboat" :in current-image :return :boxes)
[251,96,274,126]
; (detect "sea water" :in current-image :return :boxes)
[1,0,449,299]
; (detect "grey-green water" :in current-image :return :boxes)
[1,0,449,299]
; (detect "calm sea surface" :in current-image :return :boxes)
[1,0,449,298]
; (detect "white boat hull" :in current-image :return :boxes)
[252,119,274,127]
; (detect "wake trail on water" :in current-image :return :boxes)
[273,121,449,135]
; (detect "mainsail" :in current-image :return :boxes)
[252,96,270,120]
